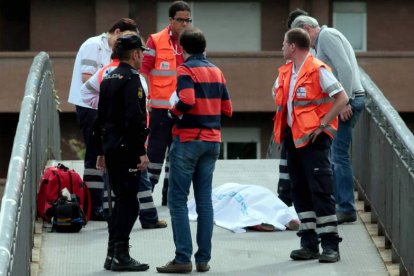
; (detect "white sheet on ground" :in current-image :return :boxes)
[187,182,298,233]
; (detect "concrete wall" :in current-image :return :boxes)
[358,52,414,112]
[1,0,414,177]
[2,0,414,52]
[367,1,414,51]
[30,0,95,51]
[0,52,413,113]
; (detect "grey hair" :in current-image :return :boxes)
[291,15,319,29]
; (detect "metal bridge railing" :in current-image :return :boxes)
[353,68,414,276]
[0,52,61,276]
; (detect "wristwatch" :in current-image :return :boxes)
[319,123,328,129]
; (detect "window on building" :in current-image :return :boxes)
[220,128,260,159]
[157,2,261,51]
[333,2,367,51]
[0,0,30,51]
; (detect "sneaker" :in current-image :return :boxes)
[290,248,320,260]
[141,220,168,229]
[196,263,210,272]
[319,249,340,263]
[336,211,357,224]
[156,260,192,273]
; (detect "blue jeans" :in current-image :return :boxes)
[333,96,365,213]
[168,138,220,264]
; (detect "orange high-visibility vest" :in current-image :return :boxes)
[98,59,120,83]
[273,55,338,148]
[148,27,177,109]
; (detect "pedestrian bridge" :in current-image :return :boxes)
[0,52,413,275]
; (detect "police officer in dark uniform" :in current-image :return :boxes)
[95,34,150,272]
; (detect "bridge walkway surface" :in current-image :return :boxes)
[38,159,388,276]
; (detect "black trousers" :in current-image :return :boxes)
[277,141,292,206]
[147,108,173,199]
[284,128,340,250]
[105,148,140,242]
[75,106,104,214]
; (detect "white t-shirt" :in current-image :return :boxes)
[68,33,112,108]
[80,61,148,110]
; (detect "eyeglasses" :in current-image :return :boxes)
[174,17,192,23]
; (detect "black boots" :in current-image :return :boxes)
[319,235,342,263]
[319,248,340,263]
[290,247,320,260]
[104,238,115,270]
[291,231,341,263]
[110,241,149,271]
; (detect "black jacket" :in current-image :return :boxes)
[95,62,148,157]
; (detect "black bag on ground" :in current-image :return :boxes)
[47,194,87,233]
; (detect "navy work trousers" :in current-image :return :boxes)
[147,108,173,201]
[75,105,104,215]
[285,128,340,251]
[105,148,140,242]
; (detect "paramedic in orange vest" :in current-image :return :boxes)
[141,1,191,205]
[273,28,348,263]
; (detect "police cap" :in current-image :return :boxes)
[115,34,149,52]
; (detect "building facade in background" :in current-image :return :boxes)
[0,0,414,177]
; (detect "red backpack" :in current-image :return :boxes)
[37,163,91,222]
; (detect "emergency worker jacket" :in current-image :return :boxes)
[148,27,177,109]
[96,62,148,157]
[98,59,120,83]
[273,55,338,148]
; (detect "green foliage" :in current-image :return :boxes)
[68,138,85,160]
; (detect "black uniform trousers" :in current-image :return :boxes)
[147,108,173,199]
[76,106,105,215]
[105,148,141,242]
[277,141,292,206]
[284,128,341,251]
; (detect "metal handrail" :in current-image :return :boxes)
[0,52,61,276]
[353,68,414,275]
[360,68,414,162]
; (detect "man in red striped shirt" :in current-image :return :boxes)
[156,28,232,274]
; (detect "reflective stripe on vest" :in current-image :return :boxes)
[149,69,176,76]
[275,105,283,112]
[148,27,177,109]
[145,49,156,57]
[294,125,337,148]
[148,99,171,107]
[293,97,334,107]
